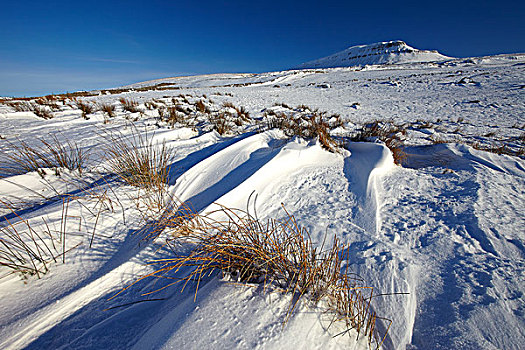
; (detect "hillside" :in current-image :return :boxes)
[0,49,524,349]
[296,40,451,69]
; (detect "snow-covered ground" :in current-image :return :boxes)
[0,45,524,349]
[295,40,451,69]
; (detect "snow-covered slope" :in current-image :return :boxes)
[0,50,524,350]
[296,40,451,69]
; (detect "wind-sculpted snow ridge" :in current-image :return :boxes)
[296,40,451,69]
[0,51,524,349]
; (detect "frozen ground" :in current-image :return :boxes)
[0,48,524,349]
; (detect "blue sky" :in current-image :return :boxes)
[1,0,523,96]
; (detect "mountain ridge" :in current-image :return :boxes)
[295,40,452,69]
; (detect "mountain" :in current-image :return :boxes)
[296,40,452,69]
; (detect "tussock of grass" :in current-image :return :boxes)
[100,103,116,118]
[0,183,120,279]
[100,128,179,224]
[167,107,188,126]
[195,100,209,114]
[76,100,96,119]
[209,112,234,135]
[6,101,33,112]
[32,105,54,119]
[124,203,390,348]
[119,98,140,113]
[0,135,90,177]
[471,141,524,156]
[234,105,250,122]
[102,129,173,191]
[262,107,341,152]
[352,121,407,165]
[157,107,168,120]
[0,199,75,279]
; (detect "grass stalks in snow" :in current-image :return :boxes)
[262,108,341,152]
[32,105,54,119]
[167,107,188,126]
[100,103,116,118]
[102,129,175,219]
[119,98,140,113]
[195,100,209,114]
[76,100,96,119]
[0,135,90,177]
[0,198,77,279]
[5,101,33,112]
[126,203,389,348]
[352,121,407,165]
[209,112,234,135]
[102,129,173,191]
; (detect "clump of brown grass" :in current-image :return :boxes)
[144,101,156,110]
[274,102,291,109]
[175,94,190,104]
[6,101,33,112]
[295,104,310,111]
[352,121,407,165]
[33,97,61,111]
[76,100,96,119]
[209,112,234,135]
[100,103,116,118]
[119,98,140,113]
[102,129,173,191]
[170,103,189,115]
[167,107,189,127]
[0,135,90,177]
[471,142,518,156]
[195,100,209,114]
[305,112,341,152]
[328,113,344,129]
[235,105,250,122]
[124,203,390,348]
[262,109,341,152]
[157,106,168,120]
[100,129,178,223]
[32,105,54,119]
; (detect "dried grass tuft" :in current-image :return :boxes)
[207,112,232,135]
[0,135,90,177]
[76,100,96,119]
[195,100,209,114]
[6,101,33,112]
[262,109,341,152]
[122,203,391,349]
[32,105,54,119]
[102,128,173,192]
[0,198,77,279]
[100,103,116,118]
[119,98,140,113]
[352,121,407,165]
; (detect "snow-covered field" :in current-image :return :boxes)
[0,43,524,349]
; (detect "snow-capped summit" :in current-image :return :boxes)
[296,40,451,69]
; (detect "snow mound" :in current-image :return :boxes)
[296,40,451,69]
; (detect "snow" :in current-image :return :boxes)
[0,43,524,349]
[295,41,451,69]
